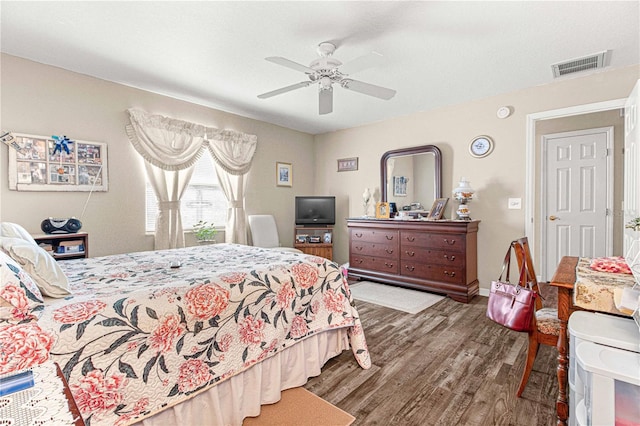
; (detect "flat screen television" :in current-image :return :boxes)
[295,196,336,226]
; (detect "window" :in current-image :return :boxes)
[145,154,227,233]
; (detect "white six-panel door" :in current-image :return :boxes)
[624,80,639,263]
[543,127,612,278]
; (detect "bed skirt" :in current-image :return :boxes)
[135,328,350,426]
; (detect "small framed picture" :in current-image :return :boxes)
[296,235,308,244]
[323,232,332,243]
[337,157,358,172]
[375,202,390,219]
[276,162,292,187]
[427,198,449,220]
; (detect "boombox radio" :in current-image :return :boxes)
[41,217,82,234]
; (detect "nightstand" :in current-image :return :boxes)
[32,233,88,260]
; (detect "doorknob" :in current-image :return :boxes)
[549,215,559,221]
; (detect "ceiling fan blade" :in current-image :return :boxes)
[341,79,396,100]
[339,52,384,75]
[319,88,333,115]
[265,57,315,74]
[258,81,312,99]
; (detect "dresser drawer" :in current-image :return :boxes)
[351,228,398,244]
[350,254,399,274]
[400,262,464,284]
[400,231,465,253]
[400,247,464,267]
[351,241,397,258]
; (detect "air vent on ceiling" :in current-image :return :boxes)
[551,50,610,78]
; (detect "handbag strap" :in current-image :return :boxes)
[513,240,535,292]
[497,240,532,291]
[498,244,513,282]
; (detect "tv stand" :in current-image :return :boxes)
[294,225,333,260]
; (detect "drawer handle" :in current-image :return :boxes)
[354,259,363,264]
[406,236,415,242]
[385,248,394,254]
[386,235,394,240]
[444,271,456,277]
[405,265,415,271]
[405,251,415,257]
[355,233,363,238]
[355,246,363,251]
[384,262,394,268]
[444,254,456,261]
[443,239,456,245]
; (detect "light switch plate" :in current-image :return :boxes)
[508,198,522,209]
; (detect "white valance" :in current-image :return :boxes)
[126,109,257,173]
[126,109,207,171]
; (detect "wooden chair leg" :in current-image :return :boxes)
[517,334,539,398]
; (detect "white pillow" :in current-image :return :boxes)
[0,237,72,298]
[0,222,38,246]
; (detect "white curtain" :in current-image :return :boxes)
[206,129,257,245]
[126,109,257,248]
[145,163,195,249]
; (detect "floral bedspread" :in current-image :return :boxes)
[38,244,370,426]
[574,256,636,314]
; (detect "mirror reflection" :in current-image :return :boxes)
[381,145,442,215]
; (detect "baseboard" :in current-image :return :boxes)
[479,287,489,297]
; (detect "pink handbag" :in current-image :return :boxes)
[486,242,537,332]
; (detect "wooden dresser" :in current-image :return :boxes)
[347,219,479,303]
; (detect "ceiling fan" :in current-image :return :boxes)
[257,42,396,115]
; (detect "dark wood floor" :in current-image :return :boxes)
[305,295,558,426]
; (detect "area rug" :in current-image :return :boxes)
[243,387,354,426]
[349,281,445,314]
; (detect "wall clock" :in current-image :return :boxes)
[469,135,494,158]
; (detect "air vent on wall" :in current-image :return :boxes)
[551,50,610,78]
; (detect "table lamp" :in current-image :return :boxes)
[453,177,475,220]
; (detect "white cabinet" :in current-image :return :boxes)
[569,311,640,426]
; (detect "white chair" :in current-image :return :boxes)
[247,215,302,253]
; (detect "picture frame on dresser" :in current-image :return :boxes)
[427,198,448,220]
[375,202,390,219]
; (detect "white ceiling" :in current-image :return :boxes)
[1,1,639,135]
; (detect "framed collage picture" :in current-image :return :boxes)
[8,133,108,192]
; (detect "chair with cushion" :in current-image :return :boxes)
[512,236,561,397]
[247,215,302,253]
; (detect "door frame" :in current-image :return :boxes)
[525,98,626,280]
[540,127,614,279]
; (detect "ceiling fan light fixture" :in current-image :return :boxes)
[258,41,396,115]
[319,76,332,90]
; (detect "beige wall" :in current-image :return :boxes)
[0,54,315,256]
[314,65,640,293]
[2,53,638,294]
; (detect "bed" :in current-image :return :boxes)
[0,238,370,426]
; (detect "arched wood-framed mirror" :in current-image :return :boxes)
[380,145,442,211]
